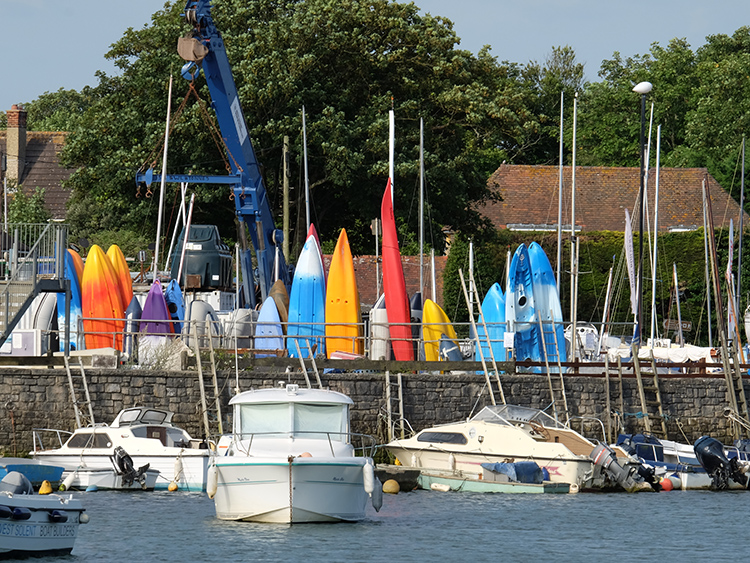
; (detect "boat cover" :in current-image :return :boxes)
[481,461,544,484]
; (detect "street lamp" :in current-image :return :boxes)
[633,81,653,346]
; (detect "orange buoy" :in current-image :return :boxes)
[660,477,673,491]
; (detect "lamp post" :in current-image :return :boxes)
[633,81,653,346]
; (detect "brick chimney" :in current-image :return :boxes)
[6,104,27,182]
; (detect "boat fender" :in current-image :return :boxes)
[410,454,417,467]
[382,479,400,494]
[48,510,69,523]
[174,455,184,483]
[430,483,451,492]
[60,471,77,492]
[568,483,580,494]
[11,507,31,521]
[371,478,383,512]
[39,480,53,495]
[448,453,456,471]
[86,485,98,492]
[363,461,375,495]
[0,505,11,519]
[207,464,218,499]
[79,512,90,524]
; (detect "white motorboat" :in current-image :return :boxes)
[31,407,212,491]
[385,404,599,489]
[209,384,382,523]
[0,471,89,557]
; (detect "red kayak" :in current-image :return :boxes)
[381,179,414,361]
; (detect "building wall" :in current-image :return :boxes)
[0,367,739,455]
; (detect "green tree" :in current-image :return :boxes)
[520,45,586,165]
[25,87,100,132]
[8,186,52,224]
[59,0,538,256]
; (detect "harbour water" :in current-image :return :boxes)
[43,487,750,562]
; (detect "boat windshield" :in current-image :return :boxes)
[67,432,112,449]
[238,402,349,440]
[470,405,566,429]
[118,408,169,426]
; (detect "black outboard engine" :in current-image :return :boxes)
[694,435,748,490]
[591,444,657,492]
[113,446,151,489]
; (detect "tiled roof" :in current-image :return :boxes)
[0,131,75,219]
[480,164,748,232]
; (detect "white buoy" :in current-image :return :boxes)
[371,478,383,512]
[430,483,451,492]
[207,464,218,499]
[569,483,580,494]
[363,461,375,495]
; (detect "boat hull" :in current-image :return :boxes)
[287,235,326,358]
[325,229,363,357]
[0,492,86,557]
[213,457,370,523]
[418,470,570,494]
[33,452,209,492]
[387,445,589,488]
[60,467,160,491]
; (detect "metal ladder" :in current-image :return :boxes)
[538,316,568,425]
[384,371,404,442]
[723,342,749,438]
[64,356,95,428]
[292,339,323,389]
[194,319,223,438]
[632,347,668,438]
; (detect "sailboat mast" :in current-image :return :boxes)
[738,137,746,319]
[649,125,661,345]
[302,106,311,232]
[419,118,425,299]
[556,91,564,293]
[702,182,713,347]
[569,93,578,359]
[389,108,395,207]
[153,74,174,279]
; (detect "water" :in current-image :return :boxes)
[46,488,749,562]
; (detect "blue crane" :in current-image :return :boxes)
[136,0,291,308]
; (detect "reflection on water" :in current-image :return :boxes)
[52,488,748,562]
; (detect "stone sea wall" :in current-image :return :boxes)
[0,367,741,455]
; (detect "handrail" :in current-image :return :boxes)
[230,430,377,458]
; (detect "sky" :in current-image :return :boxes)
[2,0,748,112]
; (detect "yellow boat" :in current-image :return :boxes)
[422,299,459,361]
[325,229,363,357]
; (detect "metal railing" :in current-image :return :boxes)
[0,223,67,345]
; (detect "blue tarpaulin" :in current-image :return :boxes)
[481,461,544,484]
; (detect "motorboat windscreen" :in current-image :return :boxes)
[238,402,349,441]
[470,405,567,430]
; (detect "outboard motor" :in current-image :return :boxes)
[591,444,657,492]
[113,446,151,489]
[694,436,748,490]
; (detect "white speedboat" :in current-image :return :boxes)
[0,471,89,557]
[385,404,598,489]
[32,407,211,491]
[210,384,382,523]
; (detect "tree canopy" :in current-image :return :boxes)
[4,2,750,263]
[42,0,545,256]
